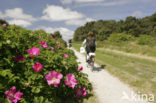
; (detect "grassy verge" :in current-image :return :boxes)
[97,41,156,57]
[72,41,82,51]
[72,41,156,102]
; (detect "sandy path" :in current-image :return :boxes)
[73,48,148,103]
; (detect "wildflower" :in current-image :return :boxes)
[45,71,63,87]
[75,87,87,98]
[31,47,40,56]
[64,54,69,58]
[81,87,87,97]
[50,47,54,51]
[32,62,43,72]
[14,55,25,62]
[27,47,40,56]
[39,41,47,48]
[5,86,23,103]
[57,44,60,49]
[2,23,6,27]
[64,73,78,89]
[78,66,83,71]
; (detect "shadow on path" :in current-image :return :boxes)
[93,64,106,72]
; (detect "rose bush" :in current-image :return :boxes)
[0,24,92,103]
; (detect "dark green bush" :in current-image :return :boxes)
[0,24,92,103]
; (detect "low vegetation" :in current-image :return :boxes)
[0,20,93,103]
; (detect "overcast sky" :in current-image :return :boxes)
[0,0,156,41]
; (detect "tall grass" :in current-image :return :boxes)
[97,40,156,57]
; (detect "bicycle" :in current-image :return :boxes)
[87,52,95,71]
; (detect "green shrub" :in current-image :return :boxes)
[0,19,9,26]
[108,33,133,42]
[0,24,92,103]
[137,35,153,45]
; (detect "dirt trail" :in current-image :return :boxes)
[73,48,148,103]
[99,48,156,62]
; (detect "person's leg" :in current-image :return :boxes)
[86,51,89,62]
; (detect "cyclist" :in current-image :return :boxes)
[82,32,96,62]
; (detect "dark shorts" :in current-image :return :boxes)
[86,46,96,54]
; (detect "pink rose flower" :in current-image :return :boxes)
[32,62,43,72]
[78,66,83,71]
[5,86,23,103]
[39,41,47,48]
[14,55,25,62]
[31,47,40,55]
[57,44,60,49]
[2,23,6,27]
[64,54,69,58]
[75,87,87,98]
[45,71,63,87]
[27,47,40,56]
[50,47,54,51]
[64,73,78,89]
[81,87,87,97]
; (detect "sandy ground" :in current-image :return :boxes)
[73,48,148,103]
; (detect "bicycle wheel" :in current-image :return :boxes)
[90,60,94,71]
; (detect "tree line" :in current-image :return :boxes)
[73,13,156,41]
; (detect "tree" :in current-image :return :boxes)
[53,31,62,38]
[73,13,156,41]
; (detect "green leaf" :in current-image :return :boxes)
[0,42,2,47]
[4,98,10,103]
[0,69,12,77]
[33,96,44,103]
[0,83,4,89]
[31,87,40,93]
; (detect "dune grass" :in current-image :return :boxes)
[97,41,156,57]
[95,48,156,94]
